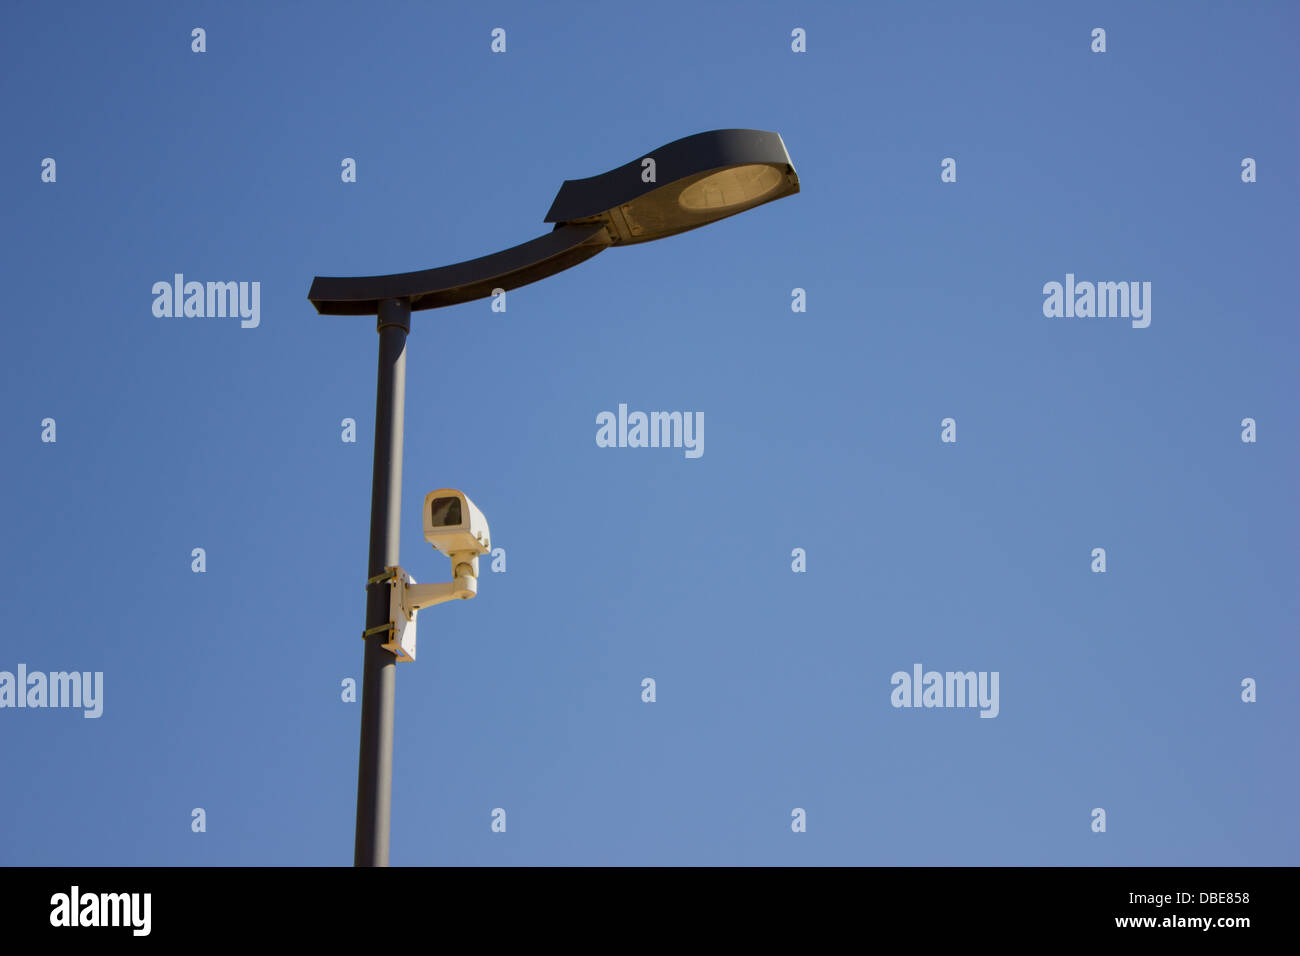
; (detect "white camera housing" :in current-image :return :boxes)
[423,488,491,578]
[370,489,491,663]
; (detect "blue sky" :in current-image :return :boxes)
[1,0,1296,865]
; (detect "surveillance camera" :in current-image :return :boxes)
[423,489,490,578]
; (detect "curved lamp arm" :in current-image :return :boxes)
[308,222,611,316]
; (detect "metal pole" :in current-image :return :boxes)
[355,296,410,866]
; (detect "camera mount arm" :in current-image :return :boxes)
[362,563,478,663]
[404,574,476,610]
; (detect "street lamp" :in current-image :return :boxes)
[309,128,799,867]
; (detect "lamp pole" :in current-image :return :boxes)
[355,296,409,866]
[311,129,799,867]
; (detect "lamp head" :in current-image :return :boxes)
[544,129,799,245]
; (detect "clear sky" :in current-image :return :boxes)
[1,1,1296,866]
